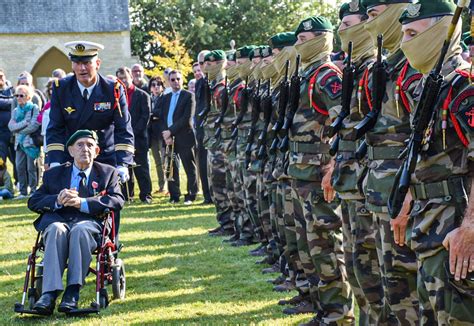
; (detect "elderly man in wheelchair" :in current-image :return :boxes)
[24,129,125,315]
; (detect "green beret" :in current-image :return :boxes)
[204,50,226,62]
[295,16,334,36]
[399,0,455,24]
[361,0,412,10]
[249,46,264,60]
[268,32,297,49]
[339,0,367,20]
[260,46,273,58]
[66,129,98,148]
[236,45,256,59]
[226,50,236,62]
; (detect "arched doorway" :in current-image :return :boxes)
[31,46,71,90]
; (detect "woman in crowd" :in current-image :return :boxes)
[8,85,40,199]
[148,76,166,193]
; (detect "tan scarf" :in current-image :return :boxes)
[295,32,333,70]
[364,3,407,53]
[238,61,253,80]
[270,47,297,88]
[226,64,240,82]
[401,16,462,75]
[251,61,264,82]
[207,61,225,81]
[339,21,376,63]
[261,60,278,82]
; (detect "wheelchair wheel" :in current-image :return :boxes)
[112,259,125,300]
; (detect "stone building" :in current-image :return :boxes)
[0,0,137,90]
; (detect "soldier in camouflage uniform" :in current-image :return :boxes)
[354,1,421,324]
[330,2,396,325]
[287,16,354,325]
[221,50,257,246]
[235,46,263,247]
[202,50,234,236]
[397,1,474,324]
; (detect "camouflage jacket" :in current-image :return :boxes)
[221,78,245,155]
[262,85,282,182]
[288,58,343,182]
[236,80,257,158]
[203,77,226,150]
[248,81,270,173]
[331,55,374,199]
[363,49,422,212]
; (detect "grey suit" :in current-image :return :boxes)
[28,161,124,293]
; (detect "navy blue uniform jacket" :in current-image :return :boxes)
[46,74,134,166]
[28,161,125,232]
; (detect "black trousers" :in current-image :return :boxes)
[168,145,198,202]
[195,128,211,201]
[122,149,152,201]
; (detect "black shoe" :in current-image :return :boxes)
[267,274,286,285]
[231,238,256,247]
[141,195,153,204]
[169,198,179,204]
[209,228,234,237]
[33,291,57,315]
[256,256,276,265]
[58,285,79,313]
[201,198,213,205]
[249,246,267,257]
[222,234,239,243]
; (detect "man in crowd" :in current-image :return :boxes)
[116,66,152,204]
[0,68,14,167]
[193,52,213,205]
[131,63,149,93]
[161,70,198,204]
[28,129,124,315]
[46,41,134,188]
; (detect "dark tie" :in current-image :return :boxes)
[78,171,88,198]
[83,88,88,101]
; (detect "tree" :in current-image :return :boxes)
[130,0,343,68]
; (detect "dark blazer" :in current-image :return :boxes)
[149,94,165,140]
[161,89,196,149]
[28,161,125,231]
[129,86,151,151]
[0,87,14,142]
[46,74,134,167]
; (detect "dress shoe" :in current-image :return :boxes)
[278,294,305,306]
[222,234,239,243]
[230,238,256,247]
[273,280,296,292]
[58,285,80,313]
[33,291,57,315]
[282,300,315,315]
[141,195,153,204]
[169,198,179,204]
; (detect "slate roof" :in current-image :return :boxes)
[0,0,130,34]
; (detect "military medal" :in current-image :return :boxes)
[64,107,75,114]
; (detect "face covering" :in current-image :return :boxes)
[261,60,278,81]
[401,16,462,74]
[226,64,240,82]
[251,61,264,81]
[295,32,333,69]
[238,60,252,79]
[339,20,375,62]
[364,3,407,53]
[270,47,297,87]
[207,61,225,81]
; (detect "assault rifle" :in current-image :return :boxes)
[388,1,468,218]
[329,42,355,156]
[244,79,262,169]
[231,76,250,139]
[269,60,290,156]
[214,76,229,139]
[257,80,273,161]
[278,55,301,153]
[351,35,386,140]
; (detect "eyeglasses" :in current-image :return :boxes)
[14,94,26,98]
[170,78,181,82]
[151,82,162,87]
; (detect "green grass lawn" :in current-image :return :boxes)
[0,160,318,325]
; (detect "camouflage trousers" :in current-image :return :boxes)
[411,199,474,325]
[373,212,419,326]
[292,179,354,324]
[341,199,396,326]
[241,163,264,241]
[256,171,273,246]
[270,180,285,261]
[280,178,309,295]
[230,157,255,240]
[207,148,233,230]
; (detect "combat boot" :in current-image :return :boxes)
[249,244,267,257]
[273,280,296,292]
[282,299,315,315]
[261,262,280,274]
[222,233,239,243]
[267,274,286,285]
[278,293,305,306]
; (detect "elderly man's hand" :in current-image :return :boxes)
[57,188,78,206]
[63,196,82,209]
[443,224,474,281]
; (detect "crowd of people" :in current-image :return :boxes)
[2,0,474,324]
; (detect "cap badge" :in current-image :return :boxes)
[349,0,359,12]
[406,3,421,18]
[75,44,85,52]
[303,20,313,31]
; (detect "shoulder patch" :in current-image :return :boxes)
[454,87,474,132]
[55,79,59,88]
[321,74,343,100]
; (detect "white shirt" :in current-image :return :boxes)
[76,80,96,100]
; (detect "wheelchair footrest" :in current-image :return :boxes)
[65,302,100,316]
[14,303,51,316]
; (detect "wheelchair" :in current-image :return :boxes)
[14,209,126,316]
